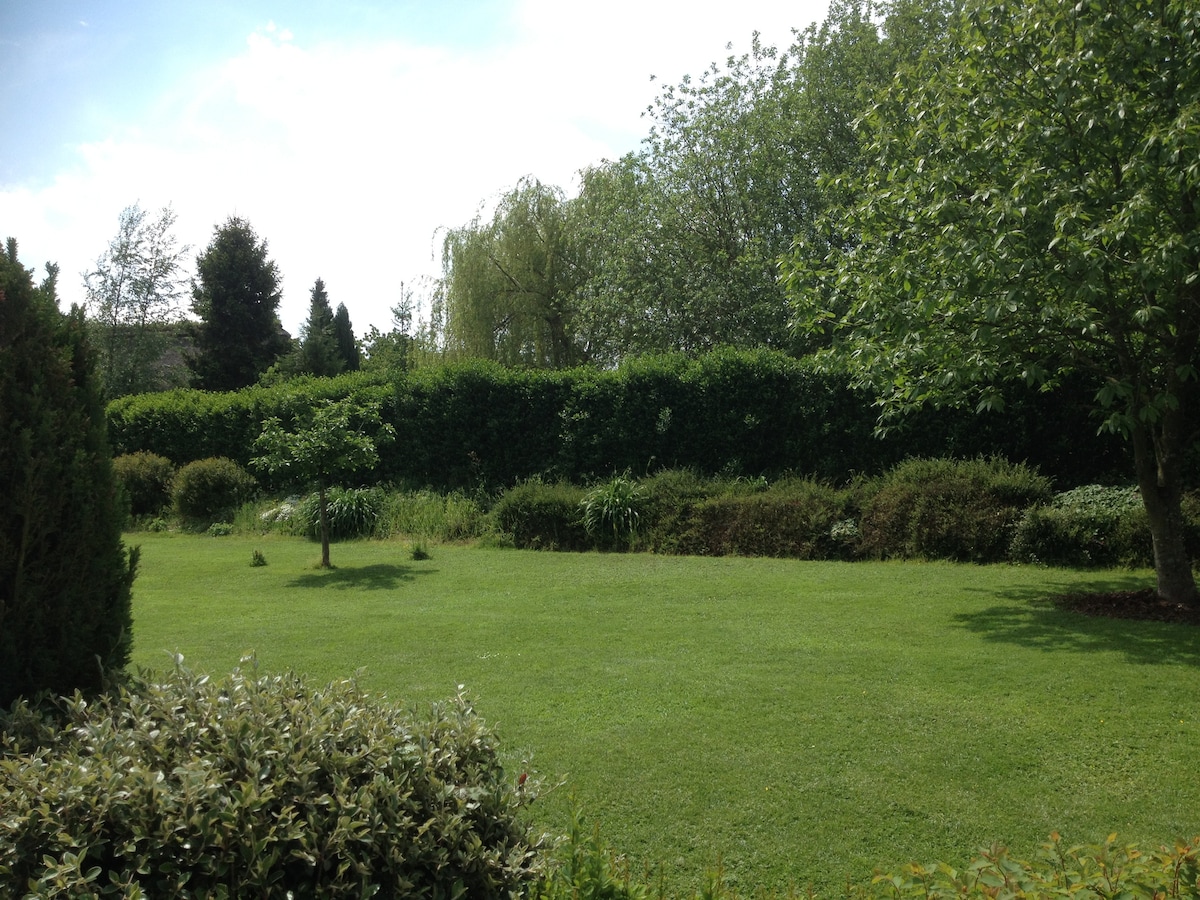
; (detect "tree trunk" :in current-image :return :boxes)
[317,482,331,568]
[1131,419,1196,606]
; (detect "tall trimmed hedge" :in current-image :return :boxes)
[108,350,1130,493]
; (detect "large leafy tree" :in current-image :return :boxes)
[572,1,941,362]
[83,203,189,398]
[1,238,137,706]
[784,0,1200,604]
[252,398,394,568]
[188,217,291,391]
[440,178,589,367]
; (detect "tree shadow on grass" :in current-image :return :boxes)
[953,573,1200,667]
[286,564,435,591]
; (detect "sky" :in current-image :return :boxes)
[2,0,830,337]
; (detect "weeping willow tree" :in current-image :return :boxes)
[440,178,589,368]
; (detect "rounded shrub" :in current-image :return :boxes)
[491,479,589,550]
[172,456,257,520]
[0,661,546,898]
[857,457,1052,563]
[1010,484,1154,568]
[112,451,176,516]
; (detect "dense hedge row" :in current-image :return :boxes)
[108,350,1130,493]
[489,462,1200,567]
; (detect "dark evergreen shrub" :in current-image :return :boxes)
[675,479,852,559]
[0,239,137,708]
[172,456,257,520]
[857,457,1051,563]
[491,480,589,550]
[112,451,176,516]
[0,661,545,898]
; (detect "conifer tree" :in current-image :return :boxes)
[0,237,137,707]
[332,302,360,372]
[297,278,342,377]
[188,217,290,390]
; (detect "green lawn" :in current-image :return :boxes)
[127,532,1200,896]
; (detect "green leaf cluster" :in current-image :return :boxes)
[0,660,545,898]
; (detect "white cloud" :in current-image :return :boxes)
[3,1,828,336]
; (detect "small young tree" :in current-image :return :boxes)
[252,398,394,567]
[1,237,137,707]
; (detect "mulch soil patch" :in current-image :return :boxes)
[1052,587,1200,626]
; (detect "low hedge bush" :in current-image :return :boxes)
[491,480,589,551]
[0,661,545,899]
[172,457,258,521]
[1011,484,1150,568]
[857,457,1052,563]
[674,479,853,559]
[112,451,176,517]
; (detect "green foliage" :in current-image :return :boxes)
[112,451,176,517]
[580,475,645,550]
[0,237,136,708]
[83,203,189,399]
[532,809,646,900]
[440,178,589,367]
[1007,485,1200,570]
[252,398,394,491]
[293,277,343,377]
[531,827,1200,900]
[172,457,257,521]
[0,660,545,898]
[784,0,1200,601]
[332,302,359,372]
[857,458,1052,563]
[188,216,291,391]
[675,478,853,560]
[250,549,267,567]
[106,370,391,474]
[295,487,384,541]
[253,396,394,566]
[491,480,589,551]
[108,350,1130,494]
[379,490,487,542]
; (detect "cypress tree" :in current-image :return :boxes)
[332,302,360,372]
[0,237,137,707]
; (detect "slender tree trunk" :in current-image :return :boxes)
[1131,419,1196,606]
[318,482,331,568]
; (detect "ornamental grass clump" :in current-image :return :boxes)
[0,659,546,899]
[581,475,646,551]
